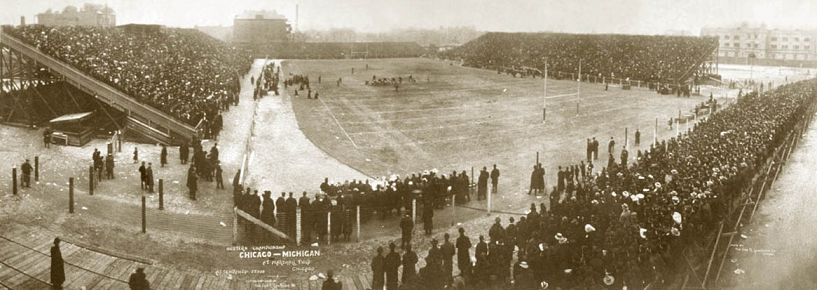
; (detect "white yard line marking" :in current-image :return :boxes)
[318,96,359,149]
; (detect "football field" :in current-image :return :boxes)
[285,58,722,204]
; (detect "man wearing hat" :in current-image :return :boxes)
[456,228,472,277]
[21,159,32,188]
[477,167,489,201]
[399,214,413,249]
[128,267,150,290]
[371,247,385,290]
[384,242,401,290]
[321,269,342,290]
[137,161,146,189]
[490,164,500,194]
[441,233,456,285]
[51,238,65,288]
[299,192,312,244]
[402,243,418,285]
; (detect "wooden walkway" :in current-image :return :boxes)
[0,226,379,289]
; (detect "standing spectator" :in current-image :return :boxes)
[50,238,65,288]
[105,154,115,179]
[180,142,189,165]
[261,191,276,240]
[187,166,198,200]
[586,138,592,161]
[490,164,500,194]
[145,163,154,193]
[371,246,385,290]
[592,137,599,160]
[321,270,342,290]
[132,147,138,164]
[128,268,150,290]
[441,233,456,285]
[400,214,413,249]
[402,243,418,284]
[477,167,488,200]
[286,192,298,238]
[160,144,168,167]
[456,228,472,277]
[21,159,32,188]
[43,129,51,148]
[299,192,312,244]
[215,162,224,189]
[139,162,147,190]
[527,165,538,195]
[384,243,401,290]
[422,202,434,235]
[608,136,616,156]
[635,128,641,146]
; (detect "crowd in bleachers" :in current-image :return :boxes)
[241,42,426,59]
[4,25,252,131]
[443,32,718,83]
[435,79,814,290]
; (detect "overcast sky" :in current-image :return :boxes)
[1,0,815,35]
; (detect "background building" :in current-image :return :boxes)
[36,3,115,27]
[702,24,817,66]
[233,10,291,43]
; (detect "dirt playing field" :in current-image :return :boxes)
[285,58,729,211]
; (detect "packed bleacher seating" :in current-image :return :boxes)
[450,79,815,289]
[443,32,718,83]
[242,42,426,59]
[3,25,252,129]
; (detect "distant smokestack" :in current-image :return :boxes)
[20,16,25,27]
[295,4,299,32]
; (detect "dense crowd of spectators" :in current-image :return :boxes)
[443,32,718,83]
[241,42,426,59]
[446,79,815,290]
[233,168,479,246]
[4,25,252,128]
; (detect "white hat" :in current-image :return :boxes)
[585,224,596,233]
[671,227,681,237]
[671,196,680,204]
[622,191,630,198]
[519,261,529,269]
[672,212,682,224]
[639,228,647,239]
[564,269,572,274]
[636,193,645,200]
[603,274,615,286]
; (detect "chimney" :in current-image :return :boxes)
[20,16,26,27]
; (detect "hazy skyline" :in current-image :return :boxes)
[1,0,815,35]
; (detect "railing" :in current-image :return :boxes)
[0,30,196,142]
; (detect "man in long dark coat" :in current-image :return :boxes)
[179,142,189,164]
[402,243,418,285]
[528,165,538,195]
[400,214,413,249]
[441,233,456,285]
[456,227,472,278]
[139,162,147,190]
[286,192,298,237]
[21,159,32,188]
[371,247,386,290]
[422,203,434,235]
[299,192,312,244]
[51,238,65,288]
[477,167,488,200]
[187,166,198,200]
[146,163,154,192]
[275,192,287,232]
[384,243,401,290]
[261,191,276,240]
[490,164,500,194]
[160,144,168,167]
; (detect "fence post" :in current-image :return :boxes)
[117,131,122,152]
[487,183,492,215]
[34,156,39,182]
[356,205,361,242]
[233,207,238,245]
[159,179,164,210]
[638,80,641,88]
[141,196,146,233]
[89,165,94,196]
[69,177,74,213]
[327,211,331,246]
[451,190,456,227]
[12,166,17,195]
[412,199,417,228]
[296,207,302,246]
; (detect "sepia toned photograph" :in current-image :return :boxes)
[1,0,816,289]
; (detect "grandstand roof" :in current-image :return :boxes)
[50,112,93,123]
